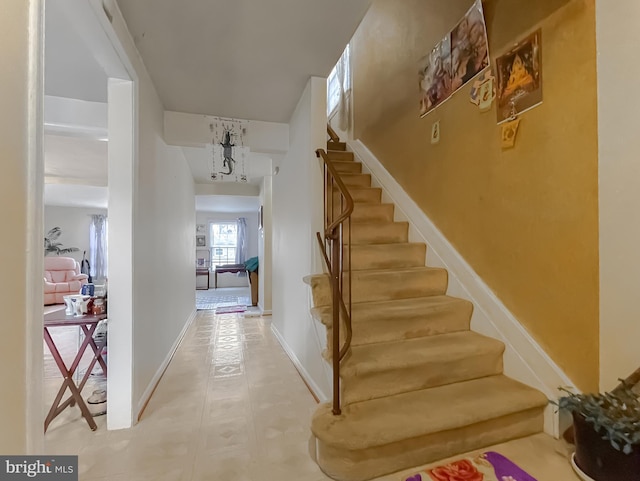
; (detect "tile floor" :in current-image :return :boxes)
[44,310,580,480]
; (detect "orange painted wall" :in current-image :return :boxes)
[351,0,599,391]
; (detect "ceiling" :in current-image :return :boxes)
[43,0,372,208]
[116,0,371,122]
[45,184,109,210]
[45,0,108,102]
[44,0,110,208]
[45,134,108,185]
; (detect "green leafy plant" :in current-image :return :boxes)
[44,227,79,256]
[553,382,640,455]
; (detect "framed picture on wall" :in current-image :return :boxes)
[495,29,543,123]
[196,235,206,247]
[196,224,206,234]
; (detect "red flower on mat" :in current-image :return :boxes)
[428,459,484,481]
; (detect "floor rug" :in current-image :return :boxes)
[403,451,537,481]
[215,305,247,315]
[196,287,250,310]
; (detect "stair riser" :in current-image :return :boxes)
[350,204,394,223]
[350,317,468,345]
[352,269,446,303]
[309,270,448,307]
[342,353,504,405]
[318,299,473,358]
[333,162,362,174]
[348,223,408,245]
[315,407,544,481]
[323,308,471,348]
[342,174,371,188]
[327,151,354,161]
[331,203,394,223]
[327,141,347,151]
[350,300,472,329]
[349,244,425,270]
[348,188,382,204]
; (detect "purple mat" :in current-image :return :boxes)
[404,451,537,481]
[215,305,247,314]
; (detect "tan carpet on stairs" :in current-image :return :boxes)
[305,140,547,481]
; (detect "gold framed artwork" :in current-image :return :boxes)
[501,118,521,149]
[495,30,543,124]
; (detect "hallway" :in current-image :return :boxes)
[44,311,322,480]
[43,311,577,480]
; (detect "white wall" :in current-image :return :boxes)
[271,77,331,399]
[196,210,259,288]
[0,0,44,453]
[107,2,197,421]
[44,95,107,139]
[259,176,274,314]
[596,0,640,391]
[44,206,107,263]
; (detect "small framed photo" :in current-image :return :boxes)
[196,224,206,234]
[196,235,206,247]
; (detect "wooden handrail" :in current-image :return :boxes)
[327,123,340,143]
[315,144,354,415]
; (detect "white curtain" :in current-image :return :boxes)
[89,215,108,282]
[235,217,248,265]
[336,45,351,132]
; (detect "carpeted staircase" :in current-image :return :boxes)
[305,140,548,481]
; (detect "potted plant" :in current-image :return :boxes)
[554,371,640,481]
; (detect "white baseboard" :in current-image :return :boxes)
[270,323,330,403]
[350,139,576,437]
[135,308,197,420]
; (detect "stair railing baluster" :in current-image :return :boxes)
[315,127,354,416]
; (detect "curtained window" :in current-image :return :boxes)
[235,217,248,265]
[209,222,237,266]
[327,44,351,131]
[209,218,248,267]
[89,215,108,282]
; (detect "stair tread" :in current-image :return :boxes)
[311,375,547,450]
[351,258,430,276]
[349,265,445,276]
[344,331,503,375]
[352,203,393,209]
[312,295,468,322]
[350,243,426,270]
[351,242,423,249]
[350,220,405,226]
[326,140,346,151]
[306,268,448,285]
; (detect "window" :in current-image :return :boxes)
[209,222,238,266]
[327,44,350,116]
